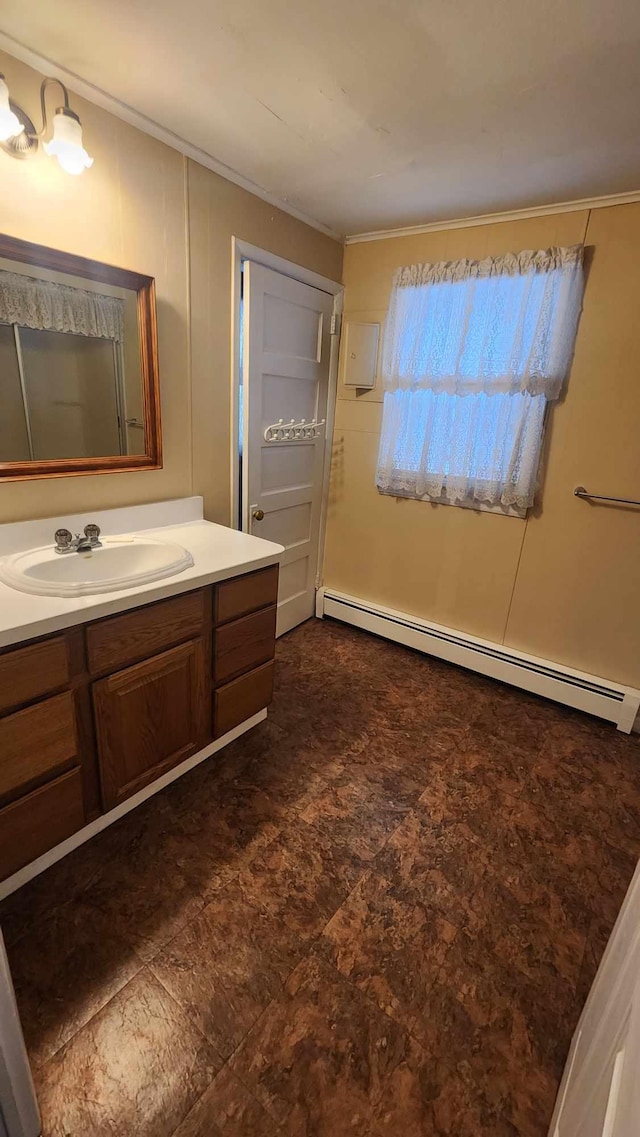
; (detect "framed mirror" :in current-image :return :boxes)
[0,233,161,480]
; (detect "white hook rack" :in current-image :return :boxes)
[263,417,326,443]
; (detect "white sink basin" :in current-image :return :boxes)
[0,535,194,597]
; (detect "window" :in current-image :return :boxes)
[376,247,584,513]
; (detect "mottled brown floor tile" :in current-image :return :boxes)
[522,753,613,836]
[7,899,143,1067]
[365,673,470,731]
[268,669,375,762]
[237,819,366,942]
[469,697,548,751]
[298,765,418,860]
[231,947,515,1137]
[227,714,331,781]
[467,870,589,989]
[417,767,517,848]
[240,746,342,816]
[84,826,223,963]
[498,1062,562,1137]
[169,765,286,876]
[369,1047,520,1137]
[449,729,533,796]
[7,618,637,1137]
[612,734,640,792]
[609,783,640,857]
[343,721,469,791]
[574,913,616,1010]
[493,796,605,920]
[0,816,128,947]
[172,1065,278,1137]
[34,969,221,1137]
[316,870,456,1045]
[150,879,303,1059]
[229,954,414,1134]
[375,718,473,765]
[537,721,627,790]
[422,930,577,1134]
[375,811,490,930]
[597,839,637,925]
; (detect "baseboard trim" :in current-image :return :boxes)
[321,589,640,733]
[0,709,267,901]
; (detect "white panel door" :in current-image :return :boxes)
[242,261,333,637]
[549,859,640,1137]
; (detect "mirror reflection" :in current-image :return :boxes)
[0,259,145,462]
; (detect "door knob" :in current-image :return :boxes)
[252,508,265,521]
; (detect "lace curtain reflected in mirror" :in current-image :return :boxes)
[0,264,145,463]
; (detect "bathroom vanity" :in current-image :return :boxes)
[0,497,283,893]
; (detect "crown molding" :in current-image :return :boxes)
[345,190,640,244]
[0,32,343,243]
[4,32,638,250]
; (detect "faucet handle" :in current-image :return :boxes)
[54,528,73,551]
[84,523,101,543]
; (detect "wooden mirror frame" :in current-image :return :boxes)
[0,233,162,481]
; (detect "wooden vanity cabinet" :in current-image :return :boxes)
[0,564,279,884]
[86,590,206,676]
[212,565,278,737]
[0,630,90,882]
[214,660,275,738]
[0,769,85,882]
[93,639,209,809]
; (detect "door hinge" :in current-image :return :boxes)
[330,312,341,336]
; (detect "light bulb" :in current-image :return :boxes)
[0,76,24,143]
[44,108,93,175]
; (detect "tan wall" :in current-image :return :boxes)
[187,161,343,522]
[324,204,640,688]
[0,50,190,522]
[0,49,342,523]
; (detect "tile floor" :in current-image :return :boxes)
[2,617,640,1137]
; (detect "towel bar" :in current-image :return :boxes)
[574,486,640,507]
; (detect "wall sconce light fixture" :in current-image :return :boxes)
[0,74,93,174]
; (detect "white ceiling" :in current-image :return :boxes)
[1,0,640,238]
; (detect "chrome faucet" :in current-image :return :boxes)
[54,524,102,554]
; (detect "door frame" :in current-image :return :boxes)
[230,238,343,593]
[548,855,640,1136]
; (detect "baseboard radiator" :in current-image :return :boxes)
[320,588,640,733]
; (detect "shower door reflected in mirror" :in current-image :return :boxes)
[0,234,161,481]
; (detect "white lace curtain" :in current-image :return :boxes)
[0,269,125,342]
[377,246,585,511]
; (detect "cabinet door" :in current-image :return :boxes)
[93,640,209,810]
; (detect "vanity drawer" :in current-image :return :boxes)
[213,606,276,685]
[214,565,279,625]
[0,691,78,802]
[0,767,85,882]
[0,635,70,715]
[87,589,206,675]
[214,660,275,738]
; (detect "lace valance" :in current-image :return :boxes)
[382,245,584,400]
[0,269,125,342]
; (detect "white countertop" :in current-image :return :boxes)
[0,497,284,649]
